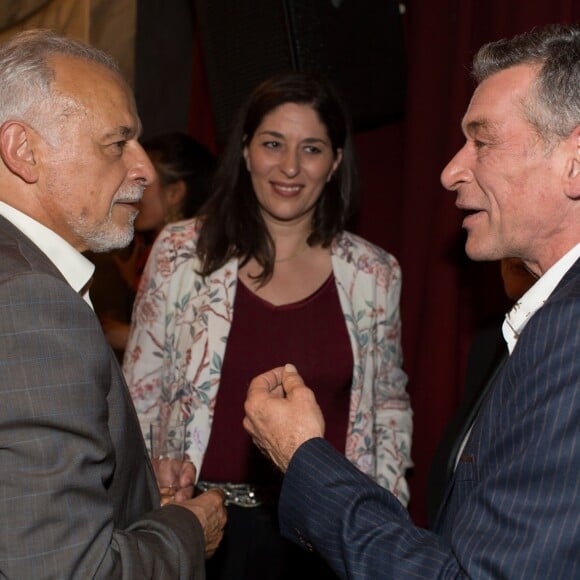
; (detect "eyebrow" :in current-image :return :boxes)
[256,130,330,145]
[105,125,138,140]
[463,118,498,139]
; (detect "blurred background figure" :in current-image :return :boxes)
[124,72,412,580]
[89,132,216,359]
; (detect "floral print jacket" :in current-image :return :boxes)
[124,219,413,505]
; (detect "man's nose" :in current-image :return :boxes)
[440,144,471,191]
[127,142,156,186]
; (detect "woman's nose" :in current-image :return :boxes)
[279,149,299,177]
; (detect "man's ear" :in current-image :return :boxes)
[566,125,580,200]
[0,121,39,184]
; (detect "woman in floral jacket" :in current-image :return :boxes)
[124,72,412,579]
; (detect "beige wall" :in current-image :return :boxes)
[0,0,136,85]
[90,0,136,85]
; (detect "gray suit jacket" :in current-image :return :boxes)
[0,216,205,578]
[279,257,579,579]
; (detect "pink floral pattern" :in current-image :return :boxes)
[124,219,413,505]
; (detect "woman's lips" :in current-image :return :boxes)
[270,181,303,197]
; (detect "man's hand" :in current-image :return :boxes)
[167,462,226,557]
[152,459,196,505]
[181,489,227,558]
[243,364,325,472]
[173,460,196,503]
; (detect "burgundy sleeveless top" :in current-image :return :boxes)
[199,273,353,484]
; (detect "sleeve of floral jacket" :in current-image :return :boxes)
[123,225,179,441]
[334,232,412,507]
[372,256,413,505]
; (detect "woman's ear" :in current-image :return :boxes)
[0,121,39,184]
[165,179,187,209]
[327,148,343,182]
[242,144,251,172]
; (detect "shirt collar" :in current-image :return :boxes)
[502,243,580,354]
[0,201,95,301]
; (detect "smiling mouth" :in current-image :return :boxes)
[271,182,302,196]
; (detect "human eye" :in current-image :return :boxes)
[262,140,281,149]
[304,144,322,154]
[470,128,497,154]
[111,140,127,153]
[470,138,491,158]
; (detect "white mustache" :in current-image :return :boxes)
[114,185,144,205]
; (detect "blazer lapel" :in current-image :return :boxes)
[432,353,508,532]
[433,255,579,533]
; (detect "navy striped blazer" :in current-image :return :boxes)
[0,216,205,579]
[279,258,579,579]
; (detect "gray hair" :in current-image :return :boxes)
[472,24,580,141]
[0,29,121,129]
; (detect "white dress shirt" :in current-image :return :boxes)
[455,242,580,467]
[502,243,580,354]
[0,201,95,308]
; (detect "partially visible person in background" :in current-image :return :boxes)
[89,132,216,358]
[425,257,537,527]
[124,71,412,580]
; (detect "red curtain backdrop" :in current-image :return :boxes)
[189,1,580,526]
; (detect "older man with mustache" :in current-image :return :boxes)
[0,30,226,579]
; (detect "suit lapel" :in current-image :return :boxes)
[0,215,66,281]
[432,353,508,532]
[433,256,579,533]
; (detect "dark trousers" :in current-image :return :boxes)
[205,504,338,580]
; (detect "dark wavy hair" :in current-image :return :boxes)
[142,132,216,219]
[196,71,358,284]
